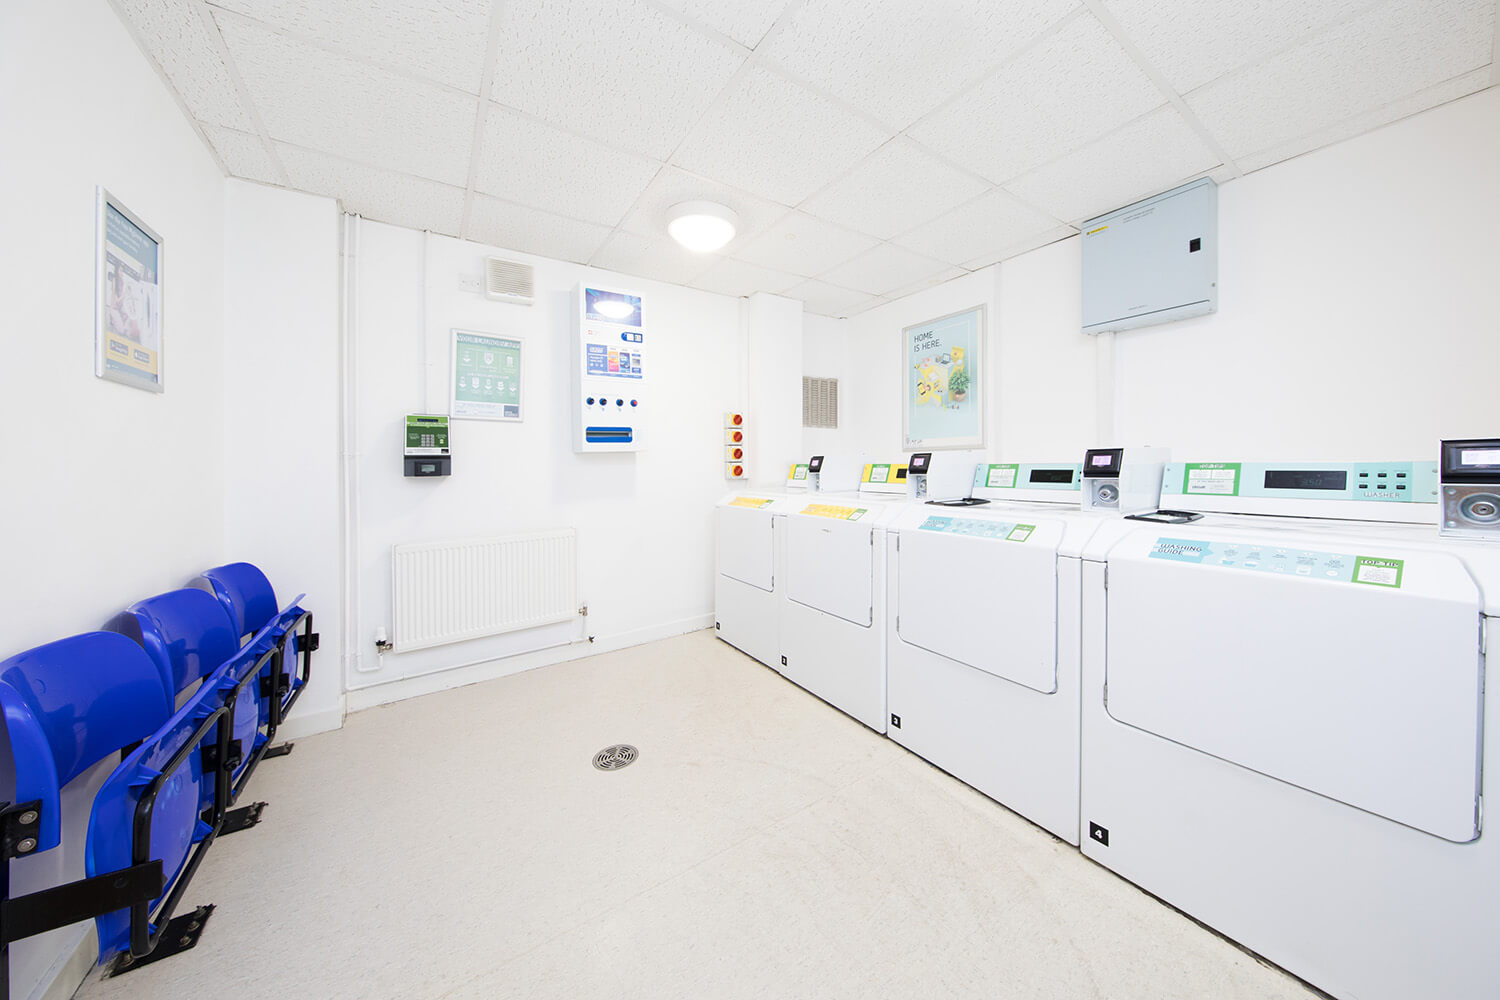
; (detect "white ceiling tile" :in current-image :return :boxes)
[217,14,476,186]
[490,0,744,161]
[909,13,1165,184]
[207,0,491,93]
[651,0,792,47]
[1234,67,1494,173]
[671,66,892,205]
[819,244,961,297]
[1005,107,1220,223]
[277,144,466,233]
[474,105,661,228]
[800,138,989,241]
[201,124,281,183]
[733,211,880,277]
[467,195,614,263]
[1185,0,1495,160]
[114,0,254,129]
[615,166,791,256]
[784,279,878,318]
[960,223,1078,270]
[884,269,972,302]
[844,295,890,318]
[761,0,1076,130]
[690,258,803,298]
[1101,0,1378,94]
[590,230,720,286]
[892,188,1067,266]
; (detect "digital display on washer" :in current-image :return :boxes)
[1029,468,1075,484]
[808,455,824,472]
[1461,449,1500,466]
[1091,454,1113,467]
[908,452,932,474]
[1083,449,1123,476]
[1264,469,1347,491]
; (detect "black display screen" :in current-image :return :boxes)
[1264,469,1347,491]
[808,455,824,472]
[1083,449,1122,476]
[908,452,931,473]
[1029,468,1075,484]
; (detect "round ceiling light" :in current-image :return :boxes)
[666,201,739,253]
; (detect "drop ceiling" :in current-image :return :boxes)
[114,0,1497,318]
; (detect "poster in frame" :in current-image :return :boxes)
[451,328,523,421]
[95,188,164,392]
[902,305,985,451]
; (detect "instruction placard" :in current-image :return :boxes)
[452,329,522,421]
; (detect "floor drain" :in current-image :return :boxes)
[593,744,638,771]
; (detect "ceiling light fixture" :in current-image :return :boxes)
[666,201,738,253]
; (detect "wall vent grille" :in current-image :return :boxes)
[486,257,534,305]
[803,376,838,429]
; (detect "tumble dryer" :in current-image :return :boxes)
[714,457,856,668]
[778,454,969,732]
[885,460,1137,844]
[1078,457,1500,1000]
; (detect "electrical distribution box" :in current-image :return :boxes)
[571,284,645,452]
[404,414,451,477]
[1081,178,1217,335]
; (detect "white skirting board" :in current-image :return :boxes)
[345,614,713,713]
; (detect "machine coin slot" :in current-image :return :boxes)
[1440,438,1500,537]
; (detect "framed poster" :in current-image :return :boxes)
[451,329,522,421]
[902,305,985,451]
[95,188,163,392]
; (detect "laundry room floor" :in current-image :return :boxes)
[76,629,1317,1000]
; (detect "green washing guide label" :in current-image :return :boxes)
[453,330,522,419]
[1183,462,1242,496]
[919,516,1035,541]
[790,464,809,481]
[985,464,1019,488]
[1149,537,1403,588]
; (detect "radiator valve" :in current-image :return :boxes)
[374,626,394,654]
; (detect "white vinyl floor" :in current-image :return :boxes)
[78,630,1316,1000]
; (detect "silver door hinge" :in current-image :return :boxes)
[1103,565,1109,589]
[1481,617,1488,655]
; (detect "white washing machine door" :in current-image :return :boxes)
[717,505,775,592]
[787,513,874,627]
[1104,527,1483,842]
[895,517,1063,694]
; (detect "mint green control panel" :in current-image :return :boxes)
[1163,461,1440,504]
[1149,537,1404,588]
[919,516,1035,541]
[972,463,1083,492]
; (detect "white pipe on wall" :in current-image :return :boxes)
[341,214,376,675]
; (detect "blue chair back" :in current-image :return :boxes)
[197,562,278,641]
[105,589,240,697]
[0,632,172,852]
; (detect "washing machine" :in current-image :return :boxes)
[778,453,971,732]
[1078,457,1500,1000]
[884,461,1105,843]
[714,457,857,668]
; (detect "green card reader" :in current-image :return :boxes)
[404,414,451,477]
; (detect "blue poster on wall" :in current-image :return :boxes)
[903,305,984,450]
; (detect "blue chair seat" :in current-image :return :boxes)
[197,562,314,733]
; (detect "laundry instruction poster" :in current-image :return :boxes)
[903,305,984,450]
[451,329,523,421]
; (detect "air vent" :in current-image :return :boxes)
[803,376,838,429]
[485,257,534,305]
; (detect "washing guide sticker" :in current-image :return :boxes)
[1183,462,1242,496]
[788,464,809,481]
[920,516,1034,541]
[802,504,868,521]
[984,464,1019,488]
[729,497,775,509]
[1148,537,1404,587]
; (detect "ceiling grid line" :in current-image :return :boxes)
[1079,0,1242,179]
[459,2,509,238]
[192,1,290,186]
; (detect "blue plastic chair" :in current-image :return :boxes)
[196,562,314,735]
[105,589,274,804]
[0,632,230,967]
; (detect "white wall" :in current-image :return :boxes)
[222,180,344,737]
[802,314,849,460]
[0,0,228,996]
[744,293,804,486]
[345,223,747,703]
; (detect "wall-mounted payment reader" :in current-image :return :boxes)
[788,455,827,492]
[1440,439,1500,538]
[571,284,645,453]
[404,414,451,477]
[1081,447,1168,513]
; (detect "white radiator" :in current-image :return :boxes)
[392,530,578,651]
